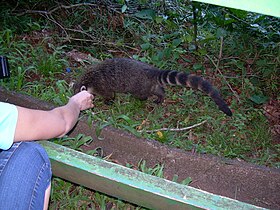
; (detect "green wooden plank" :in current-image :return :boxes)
[193,0,280,17]
[39,141,265,210]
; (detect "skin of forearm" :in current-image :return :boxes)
[13,91,92,142]
[14,103,80,141]
[54,98,81,137]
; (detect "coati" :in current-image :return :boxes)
[74,58,232,116]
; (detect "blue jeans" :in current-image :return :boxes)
[0,142,52,210]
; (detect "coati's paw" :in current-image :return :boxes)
[153,99,163,104]
[153,97,164,104]
[104,100,114,105]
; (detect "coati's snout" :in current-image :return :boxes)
[73,82,95,96]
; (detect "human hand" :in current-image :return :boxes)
[70,91,94,111]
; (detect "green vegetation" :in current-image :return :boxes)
[50,176,145,209]
[51,134,191,209]
[1,1,279,208]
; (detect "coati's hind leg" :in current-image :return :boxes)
[151,85,165,104]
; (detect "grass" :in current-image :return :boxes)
[50,134,192,209]
[0,1,278,166]
[50,177,146,210]
[0,2,279,208]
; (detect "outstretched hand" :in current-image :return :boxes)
[70,91,94,111]
[13,90,94,142]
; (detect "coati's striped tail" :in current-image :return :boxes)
[159,70,232,116]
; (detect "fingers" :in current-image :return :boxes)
[82,91,94,110]
[89,93,94,100]
[87,94,94,109]
[72,90,94,111]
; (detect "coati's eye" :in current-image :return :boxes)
[80,85,87,91]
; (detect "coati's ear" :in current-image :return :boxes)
[80,85,87,91]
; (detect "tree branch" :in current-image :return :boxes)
[141,120,207,133]
[206,37,241,103]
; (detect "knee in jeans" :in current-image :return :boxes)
[0,142,52,210]
[19,142,52,180]
[21,142,50,164]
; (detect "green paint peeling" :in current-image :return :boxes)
[39,141,265,210]
[193,0,280,17]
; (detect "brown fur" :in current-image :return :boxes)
[74,58,232,116]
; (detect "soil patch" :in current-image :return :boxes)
[1,87,279,209]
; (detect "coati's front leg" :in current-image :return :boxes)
[98,91,115,105]
[104,96,115,105]
[132,92,148,101]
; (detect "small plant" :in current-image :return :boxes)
[50,177,146,209]
[52,134,93,151]
[138,159,164,178]
[136,159,192,185]
[33,46,68,77]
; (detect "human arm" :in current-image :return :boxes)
[13,91,94,142]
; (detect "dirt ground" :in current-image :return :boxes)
[1,87,279,209]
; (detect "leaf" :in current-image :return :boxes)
[155,16,163,24]
[188,44,197,51]
[121,4,127,13]
[162,48,171,58]
[134,9,156,20]
[224,18,235,25]
[181,177,192,185]
[96,122,111,139]
[120,125,138,135]
[198,48,207,56]
[77,136,93,147]
[216,27,227,38]
[172,174,179,182]
[185,34,193,42]
[116,114,132,124]
[229,8,248,19]
[140,43,151,50]
[193,63,203,70]
[249,94,268,105]
[172,38,182,47]
[254,15,266,23]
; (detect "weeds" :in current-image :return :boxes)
[49,148,192,209]
[53,134,93,151]
[50,177,147,210]
[0,0,277,165]
[1,1,279,208]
